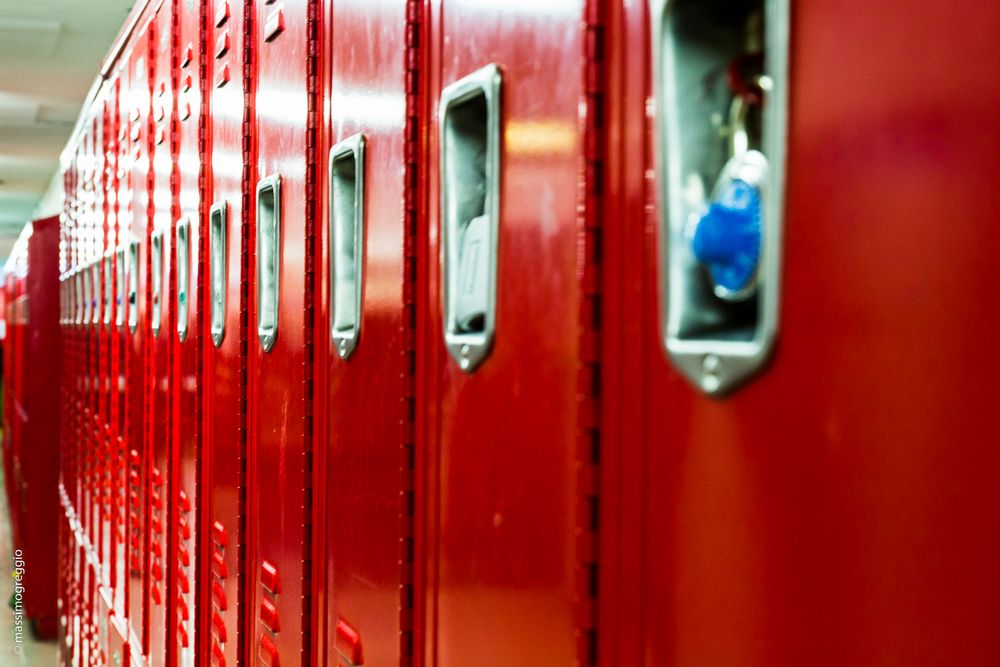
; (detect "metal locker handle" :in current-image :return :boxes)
[104,254,114,326]
[176,217,190,342]
[440,63,502,372]
[116,247,126,329]
[650,0,789,395]
[256,175,281,352]
[151,230,164,337]
[74,269,83,326]
[82,263,92,328]
[209,202,227,347]
[128,238,140,334]
[329,133,366,360]
[91,262,101,327]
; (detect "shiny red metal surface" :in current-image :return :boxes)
[0,216,62,637]
[147,3,177,664]
[246,1,316,664]
[171,0,205,663]
[317,0,410,665]
[113,65,132,625]
[202,1,252,665]
[24,1,1000,665]
[124,16,154,659]
[597,1,1000,665]
[420,1,599,665]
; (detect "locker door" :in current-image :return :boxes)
[147,4,176,664]
[423,1,601,665]
[171,0,205,663]
[203,1,252,665]
[124,20,154,659]
[94,100,115,616]
[82,125,98,563]
[320,0,412,665]
[113,63,132,625]
[98,95,116,607]
[630,1,1000,664]
[248,1,317,665]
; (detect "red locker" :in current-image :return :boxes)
[124,16,155,659]
[112,58,134,636]
[110,612,131,667]
[597,1,1000,664]
[317,0,412,664]
[82,125,100,564]
[202,0,253,664]
[147,4,178,663]
[247,1,318,665]
[111,65,132,628]
[98,90,118,604]
[0,217,62,636]
[420,1,601,664]
[171,0,206,663]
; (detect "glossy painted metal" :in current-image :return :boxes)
[111,65,132,629]
[171,1,205,664]
[317,0,410,665]
[124,16,154,660]
[246,1,316,664]
[113,60,133,628]
[147,4,177,664]
[599,1,1000,664]
[0,216,62,637]
[421,1,599,665]
[202,0,252,664]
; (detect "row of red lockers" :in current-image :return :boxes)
[12,0,1000,665]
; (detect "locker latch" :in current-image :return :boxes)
[651,0,789,395]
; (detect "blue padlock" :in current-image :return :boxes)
[691,177,762,299]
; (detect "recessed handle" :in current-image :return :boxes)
[128,238,140,334]
[81,263,92,328]
[103,253,113,326]
[90,258,102,329]
[74,270,83,327]
[151,230,164,337]
[176,217,191,342]
[329,133,366,360]
[651,0,789,395]
[440,64,502,372]
[209,201,228,347]
[101,251,114,327]
[256,175,281,352]
[91,262,101,327]
[116,247,126,329]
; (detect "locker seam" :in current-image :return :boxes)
[166,2,181,662]
[578,3,606,666]
[400,0,424,661]
[303,0,320,663]
[238,2,254,665]
[194,0,209,662]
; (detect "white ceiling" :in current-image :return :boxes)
[0,0,137,262]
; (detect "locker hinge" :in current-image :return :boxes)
[576,2,606,666]
[399,0,424,662]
